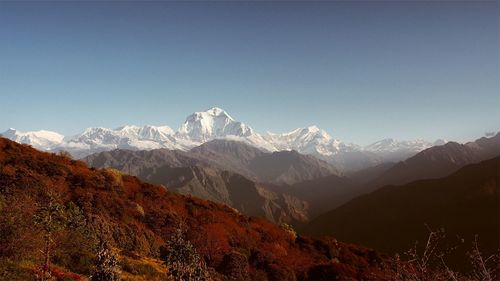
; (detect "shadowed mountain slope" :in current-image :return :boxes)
[306,156,500,266]
[269,175,357,219]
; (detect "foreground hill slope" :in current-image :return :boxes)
[0,138,392,280]
[306,156,500,258]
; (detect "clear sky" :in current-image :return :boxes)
[0,1,498,145]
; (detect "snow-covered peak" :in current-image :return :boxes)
[303,125,320,133]
[263,126,351,157]
[68,125,175,145]
[70,127,116,144]
[188,107,234,121]
[364,138,433,153]
[433,139,447,146]
[55,124,182,158]
[1,128,64,150]
[139,125,174,140]
[177,107,254,142]
[206,107,232,118]
[115,125,174,141]
[2,128,19,139]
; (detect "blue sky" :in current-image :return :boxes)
[0,1,498,145]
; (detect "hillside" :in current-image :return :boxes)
[305,156,500,269]
[0,138,393,280]
[141,165,311,225]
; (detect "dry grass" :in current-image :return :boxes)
[118,249,167,281]
[393,228,499,281]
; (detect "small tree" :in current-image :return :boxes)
[161,225,211,281]
[89,240,121,281]
[33,192,68,281]
[33,191,88,281]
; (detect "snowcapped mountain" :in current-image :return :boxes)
[263,126,359,156]
[1,128,64,150]
[364,138,432,153]
[176,107,276,151]
[119,125,174,141]
[56,125,191,159]
[363,138,448,162]
[177,107,253,142]
[1,107,443,171]
[67,125,175,146]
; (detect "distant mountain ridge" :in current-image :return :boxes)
[2,107,459,171]
[370,132,500,187]
[364,138,446,162]
[84,139,338,186]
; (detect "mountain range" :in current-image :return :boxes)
[2,107,442,172]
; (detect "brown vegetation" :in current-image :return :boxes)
[0,138,393,280]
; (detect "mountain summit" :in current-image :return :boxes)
[1,128,64,150]
[177,107,256,142]
[263,125,347,156]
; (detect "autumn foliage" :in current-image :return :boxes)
[0,138,394,280]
